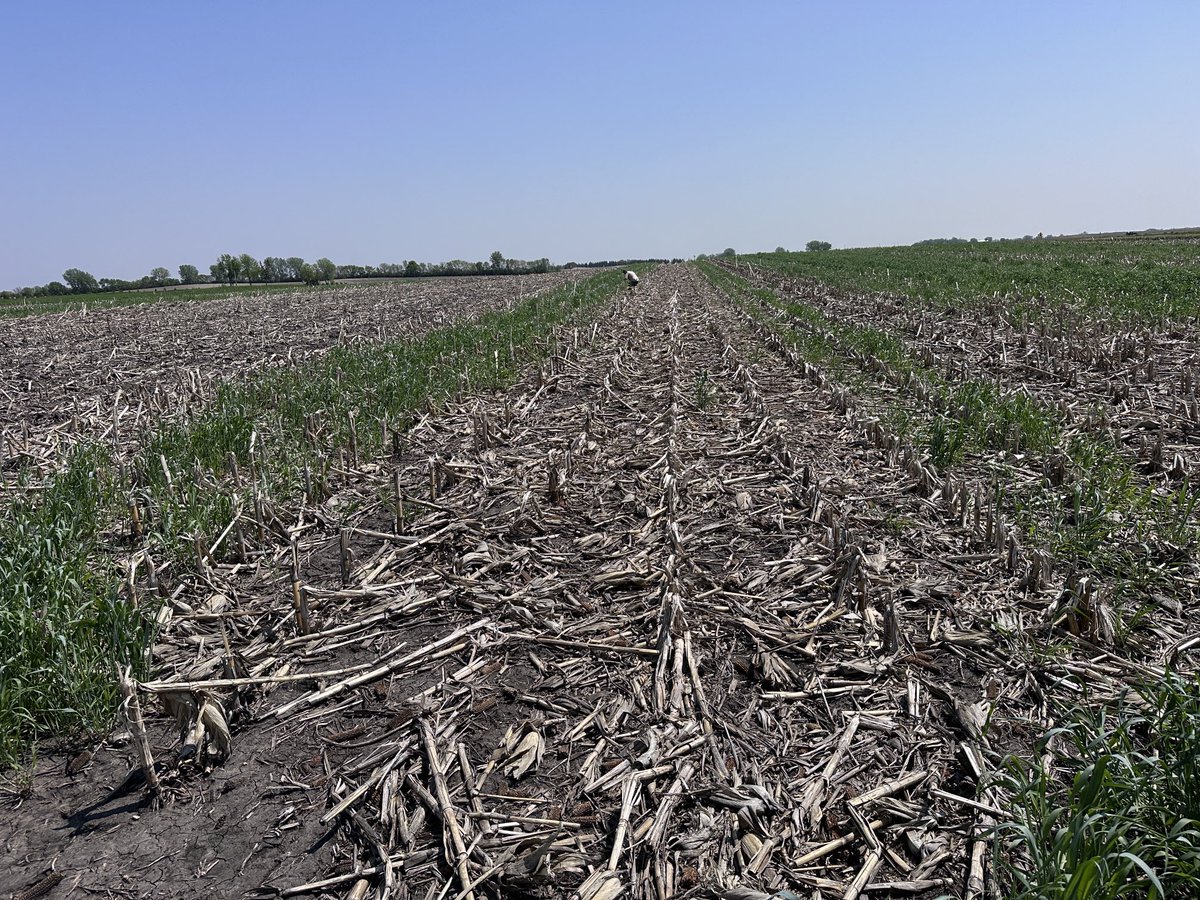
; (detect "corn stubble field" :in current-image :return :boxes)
[2,243,1200,900]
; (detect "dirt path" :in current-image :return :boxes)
[3,265,1035,899]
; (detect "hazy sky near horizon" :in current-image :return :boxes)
[2,1,1198,289]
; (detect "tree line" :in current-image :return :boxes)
[336,254,678,279]
[1,251,564,300]
[3,251,687,301]
[207,255,336,287]
[1,254,342,300]
[337,251,553,280]
[695,242,833,260]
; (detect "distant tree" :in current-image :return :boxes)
[178,264,200,284]
[489,250,504,271]
[150,266,170,286]
[805,240,832,252]
[239,254,261,284]
[63,268,99,294]
[285,257,306,281]
[405,260,422,277]
[696,253,709,261]
[316,257,336,283]
[45,281,70,296]
[720,248,736,257]
[260,257,283,282]
[775,246,787,253]
[211,253,241,285]
[297,263,319,286]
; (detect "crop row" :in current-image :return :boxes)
[0,270,627,764]
[698,260,1199,657]
[744,258,1200,476]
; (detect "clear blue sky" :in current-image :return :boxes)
[2,1,1197,289]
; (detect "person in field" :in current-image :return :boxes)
[624,270,639,288]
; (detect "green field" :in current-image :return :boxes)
[743,237,1200,321]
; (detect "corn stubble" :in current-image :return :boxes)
[5,250,1200,899]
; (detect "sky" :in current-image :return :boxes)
[2,1,1198,289]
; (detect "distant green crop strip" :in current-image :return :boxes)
[0,268,627,766]
[746,239,1200,322]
